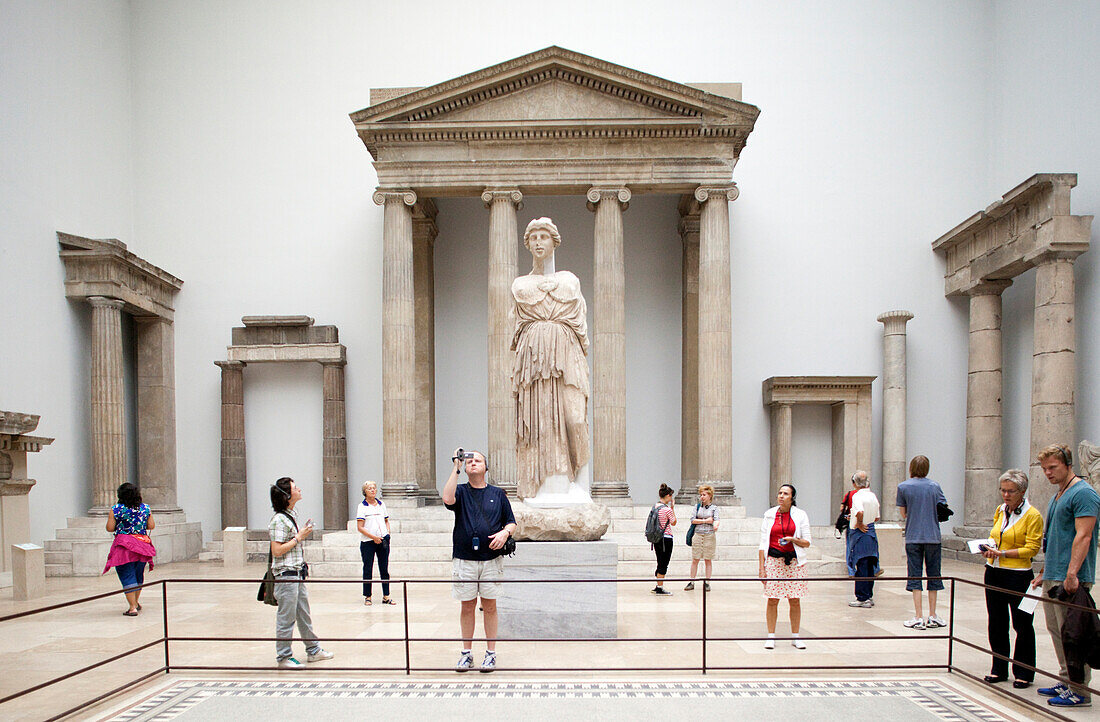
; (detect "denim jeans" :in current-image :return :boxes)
[904,543,944,591]
[274,572,321,661]
[115,561,146,590]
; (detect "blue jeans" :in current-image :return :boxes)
[115,561,146,590]
[360,536,391,597]
[904,543,944,591]
[854,556,876,601]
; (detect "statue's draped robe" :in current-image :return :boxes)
[511,271,590,498]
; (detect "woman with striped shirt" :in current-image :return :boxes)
[652,484,677,595]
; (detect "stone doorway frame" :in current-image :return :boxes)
[763,376,875,505]
[215,316,348,530]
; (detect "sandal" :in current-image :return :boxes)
[381,597,396,605]
[364,598,372,606]
[136,604,142,611]
[123,610,138,617]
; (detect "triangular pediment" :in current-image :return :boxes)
[351,46,759,127]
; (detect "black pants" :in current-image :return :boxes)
[854,555,877,602]
[654,537,673,576]
[360,536,391,597]
[984,565,1036,681]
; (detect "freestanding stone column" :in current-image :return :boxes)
[88,296,127,513]
[962,286,1009,526]
[877,310,913,521]
[677,208,700,502]
[322,361,348,529]
[216,361,247,527]
[695,185,738,501]
[375,189,419,498]
[1028,251,1082,511]
[135,316,178,511]
[587,187,631,501]
[413,203,438,500]
[484,189,523,497]
[769,402,792,501]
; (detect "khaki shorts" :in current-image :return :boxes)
[451,557,505,601]
[691,532,717,560]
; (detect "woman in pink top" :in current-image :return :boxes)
[103,482,156,616]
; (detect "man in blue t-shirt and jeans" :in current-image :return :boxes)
[1030,443,1099,709]
[896,455,947,631]
[442,446,516,674]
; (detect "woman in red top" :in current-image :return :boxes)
[758,484,812,649]
[651,484,677,595]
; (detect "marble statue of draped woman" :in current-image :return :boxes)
[511,217,591,499]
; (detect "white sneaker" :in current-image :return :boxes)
[848,599,874,608]
[926,614,946,628]
[307,648,334,662]
[903,617,926,630]
[277,657,304,669]
[764,637,775,650]
[480,651,497,673]
[455,650,474,672]
[792,638,806,650]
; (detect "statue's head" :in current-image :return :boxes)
[523,217,561,251]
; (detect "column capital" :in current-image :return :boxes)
[214,360,246,370]
[876,310,914,333]
[87,296,125,310]
[319,359,346,368]
[481,189,524,209]
[694,184,739,204]
[586,187,631,211]
[1024,247,1086,266]
[963,280,1013,297]
[373,189,417,207]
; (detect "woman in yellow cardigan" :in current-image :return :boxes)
[980,468,1044,689]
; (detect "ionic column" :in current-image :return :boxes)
[374,189,418,498]
[322,360,348,530]
[1028,251,1081,511]
[769,402,792,501]
[136,316,178,511]
[413,201,439,500]
[695,185,738,501]
[215,361,247,528]
[88,297,127,513]
[483,189,522,498]
[877,310,914,521]
[677,207,700,502]
[962,286,1009,526]
[587,187,631,500]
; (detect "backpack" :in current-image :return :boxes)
[644,504,669,545]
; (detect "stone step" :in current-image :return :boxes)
[46,563,73,577]
[602,531,762,546]
[607,516,759,534]
[44,539,72,552]
[44,550,70,565]
[390,518,455,533]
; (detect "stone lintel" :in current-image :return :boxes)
[763,376,877,406]
[232,324,338,346]
[0,436,54,453]
[0,479,36,496]
[241,315,315,327]
[226,344,346,364]
[57,232,183,320]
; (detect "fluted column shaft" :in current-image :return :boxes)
[877,310,914,521]
[322,361,348,529]
[963,289,1008,525]
[678,211,700,502]
[484,189,522,497]
[136,316,178,511]
[413,205,438,499]
[89,297,127,513]
[588,187,631,499]
[216,361,246,527]
[769,402,792,501]
[375,190,418,498]
[696,186,737,497]
[1029,253,1080,511]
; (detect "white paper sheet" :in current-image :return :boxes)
[1017,584,1043,615]
[967,538,996,554]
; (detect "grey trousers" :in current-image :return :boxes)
[1042,579,1093,698]
[274,572,321,661]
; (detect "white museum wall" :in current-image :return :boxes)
[0,1,136,543]
[4,1,1099,545]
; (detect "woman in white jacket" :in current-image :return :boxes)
[758,484,812,649]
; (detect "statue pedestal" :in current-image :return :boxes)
[525,462,592,507]
[498,540,618,639]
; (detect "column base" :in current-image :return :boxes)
[589,482,632,505]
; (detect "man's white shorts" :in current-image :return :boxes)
[451,557,505,601]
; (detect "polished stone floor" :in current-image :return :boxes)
[0,559,1085,721]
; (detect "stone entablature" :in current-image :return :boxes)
[351,46,760,196]
[932,173,1092,296]
[58,232,183,320]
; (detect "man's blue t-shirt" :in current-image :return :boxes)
[896,477,947,544]
[1044,479,1100,584]
[445,482,516,561]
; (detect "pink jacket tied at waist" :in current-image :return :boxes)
[103,533,157,574]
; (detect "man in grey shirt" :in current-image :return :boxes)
[896,455,947,631]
